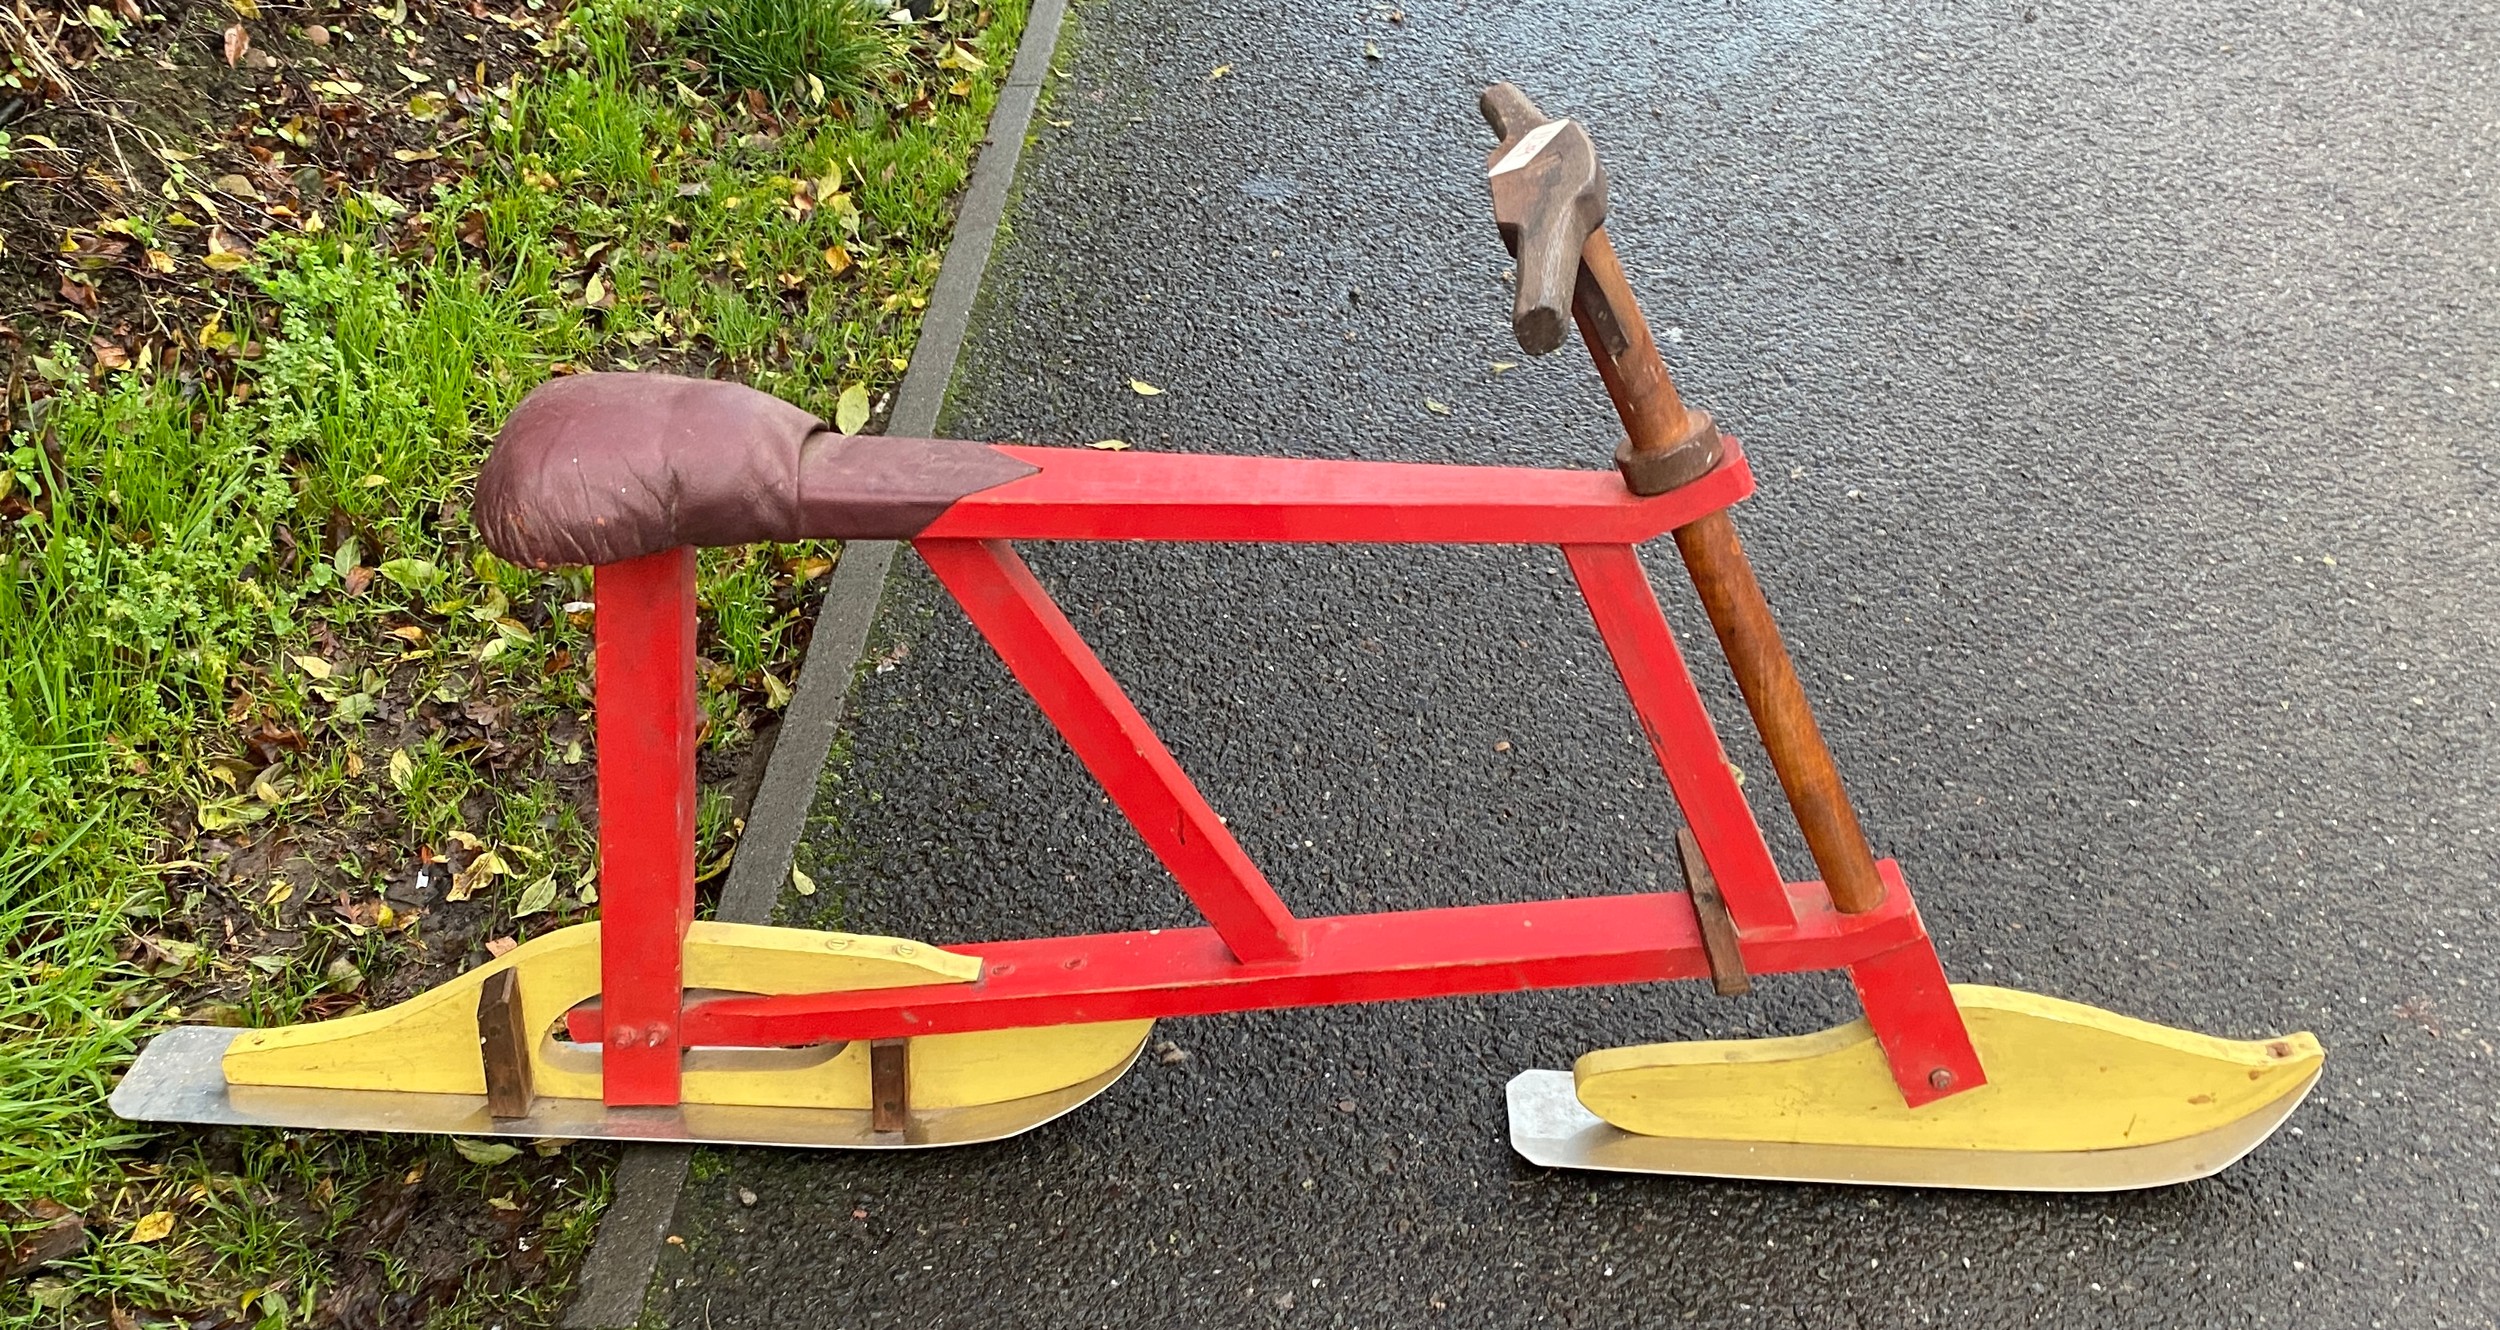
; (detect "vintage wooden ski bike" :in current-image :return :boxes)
[114,84,2322,1189]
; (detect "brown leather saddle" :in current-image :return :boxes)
[475,373,1038,568]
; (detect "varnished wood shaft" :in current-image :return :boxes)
[1670,511,1886,914]
[1571,230,1696,455]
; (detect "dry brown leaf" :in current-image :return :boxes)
[223,23,249,67]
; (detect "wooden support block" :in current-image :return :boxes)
[478,968,536,1119]
[869,1037,909,1133]
[1677,826,1752,997]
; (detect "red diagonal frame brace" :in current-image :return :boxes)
[583,441,1983,1108]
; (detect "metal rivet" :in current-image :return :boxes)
[1928,1068,1955,1091]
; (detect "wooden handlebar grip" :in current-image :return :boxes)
[1479,82,1549,140]
[1671,510,1888,914]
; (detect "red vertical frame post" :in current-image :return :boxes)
[593,546,700,1106]
[918,538,1306,964]
[1562,543,1794,931]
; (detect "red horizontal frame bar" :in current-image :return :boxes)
[916,439,1757,543]
[572,862,1927,1047]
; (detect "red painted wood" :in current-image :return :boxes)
[917,440,1757,544]
[1850,937,1988,1106]
[917,538,1307,963]
[573,868,1929,1046]
[591,547,700,1106]
[1563,543,1794,932]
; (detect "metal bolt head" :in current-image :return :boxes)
[1928,1067,1955,1091]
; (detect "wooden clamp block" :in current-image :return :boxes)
[869,1037,909,1133]
[478,968,537,1119]
[1677,826,1752,997]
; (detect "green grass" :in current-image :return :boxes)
[0,0,1027,1321]
[683,0,896,104]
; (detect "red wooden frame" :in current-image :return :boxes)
[592,547,700,1106]
[582,442,1986,1109]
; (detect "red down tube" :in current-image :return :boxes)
[916,536,1308,964]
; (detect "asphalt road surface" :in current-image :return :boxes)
[649,0,2500,1324]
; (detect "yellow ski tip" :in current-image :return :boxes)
[1541,985,2322,1188]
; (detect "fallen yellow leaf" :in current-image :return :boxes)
[130,1211,175,1244]
[291,653,333,680]
[1088,439,1131,451]
[834,383,870,435]
[1128,378,1163,396]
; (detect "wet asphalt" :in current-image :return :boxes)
[649,0,2500,1324]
